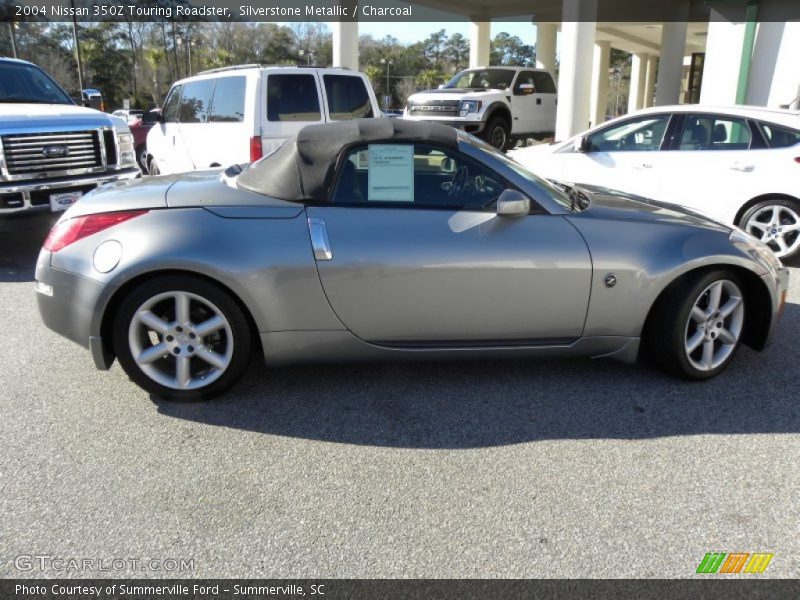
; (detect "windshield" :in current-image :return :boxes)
[0,62,73,105]
[462,134,576,211]
[445,68,516,91]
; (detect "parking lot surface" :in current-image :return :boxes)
[1,223,798,578]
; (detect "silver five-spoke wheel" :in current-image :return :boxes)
[128,290,234,390]
[743,204,800,259]
[684,279,744,372]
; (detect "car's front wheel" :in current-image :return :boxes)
[482,116,510,152]
[739,198,800,261]
[646,271,745,380]
[113,275,252,401]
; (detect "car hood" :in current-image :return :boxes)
[572,184,733,233]
[0,102,126,131]
[408,88,503,102]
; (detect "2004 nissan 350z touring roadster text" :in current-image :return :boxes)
[36,119,789,401]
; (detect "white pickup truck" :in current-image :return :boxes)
[0,57,139,227]
[404,66,557,151]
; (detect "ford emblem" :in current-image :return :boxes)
[42,145,69,158]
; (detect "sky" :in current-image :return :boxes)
[358,22,538,45]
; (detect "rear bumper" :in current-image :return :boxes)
[35,255,114,370]
[1,169,140,216]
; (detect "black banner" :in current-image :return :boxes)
[2,0,800,23]
[3,580,800,600]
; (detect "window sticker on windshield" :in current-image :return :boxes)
[367,144,414,202]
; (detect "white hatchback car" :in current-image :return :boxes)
[146,65,380,176]
[511,105,800,260]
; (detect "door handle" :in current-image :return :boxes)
[637,162,653,169]
[536,98,542,105]
[308,217,332,261]
[730,162,754,172]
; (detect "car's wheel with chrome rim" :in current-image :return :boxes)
[646,270,745,380]
[113,275,251,401]
[740,198,800,261]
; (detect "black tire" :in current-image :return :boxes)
[147,157,160,176]
[482,116,510,152]
[113,275,252,401]
[738,197,800,262]
[135,145,147,171]
[644,270,746,380]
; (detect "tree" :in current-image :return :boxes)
[490,33,535,66]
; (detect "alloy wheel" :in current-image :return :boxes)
[683,279,744,372]
[744,204,800,258]
[128,291,234,390]
[490,125,507,150]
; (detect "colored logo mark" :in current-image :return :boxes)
[696,552,773,574]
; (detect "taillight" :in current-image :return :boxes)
[249,136,263,162]
[43,210,148,253]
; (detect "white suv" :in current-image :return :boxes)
[404,66,557,151]
[146,65,380,175]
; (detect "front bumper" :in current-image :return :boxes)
[35,254,115,370]
[1,169,140,216]
[760,265,790,349]
[403,115,487,135]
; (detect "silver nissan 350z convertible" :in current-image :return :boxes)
[35,118,789,401]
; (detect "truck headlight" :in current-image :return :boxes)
[116,131,136,168]
[459,100,482,116]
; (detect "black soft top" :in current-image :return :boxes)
[237,118,459,202]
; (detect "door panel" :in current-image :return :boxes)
[306,206,592,343]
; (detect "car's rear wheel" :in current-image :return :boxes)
[483,116,510,152]
[136,145,147,171]
[147,157,160,176]
[739,198,800,261]
[646,271,745,380]
[113,275,252,401]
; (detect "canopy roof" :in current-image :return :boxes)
[237,118,458,202]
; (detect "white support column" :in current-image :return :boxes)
[628,53,648,112]
[589,41,610,127]
[535,23,557,75]
[332,20,359,70]
[643,55,658,108]
[555,0,597,140]
[700,11,744,105]
[469,20,491,68]
[655,22,688,105]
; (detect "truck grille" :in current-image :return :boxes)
[408,100,460,117]
[1,130,103,176]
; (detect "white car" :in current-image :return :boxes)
[510,105,800,260]
[404,66,557,151]
[146,65,380,176]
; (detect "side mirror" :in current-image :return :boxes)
[575,136,590,153]
[496,189,531,217]
[438,84,445,89]
[517,83,535,95]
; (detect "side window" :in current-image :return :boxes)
[267,74,321,122]
[323,75,374,120]
[178,79,215,123]
[331,144,508,210]
[532,71,556,94]
[585,114,670,152]
[678,114,751,150]
[209,76,246,122]
[513,71,536,95]
[757,122,800,149]
[161,85,182,123]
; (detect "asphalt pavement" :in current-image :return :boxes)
[1,220,798,578]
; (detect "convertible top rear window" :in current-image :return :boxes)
[237,118,458,203]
